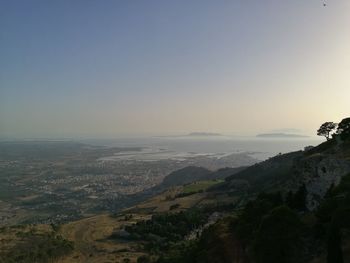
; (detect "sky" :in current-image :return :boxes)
[1,0,349,138]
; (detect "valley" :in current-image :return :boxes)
[0,141,258,226]
[1,129,349,263]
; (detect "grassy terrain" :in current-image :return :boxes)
[0,224,73,263]
[182,180,224,194]
[59,214,148,263]
[53,186,240,263]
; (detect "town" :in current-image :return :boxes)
[0,141,258,226]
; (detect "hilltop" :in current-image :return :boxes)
[158,166,246,189]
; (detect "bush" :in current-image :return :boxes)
[0,232,74,263]
[254,206,303,263]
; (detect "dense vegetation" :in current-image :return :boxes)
[317,117,350,141]
[0,228,74,263]
[133,123,350,263]
[153,172,350,263]
[317,173,350,263]
[117,209,209,252]
[132,119,350,263]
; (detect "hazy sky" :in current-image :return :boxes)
[1,0,349,138]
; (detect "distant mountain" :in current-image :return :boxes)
[209,166,247,179]
[187,132,222,136]
[159,166,245,189]
[256,133,309,138]
[160,166,212,188]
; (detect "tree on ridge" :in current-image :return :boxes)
[317,122,337,140]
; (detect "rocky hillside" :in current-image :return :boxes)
[289,138,350,209]
[220,137,350,210]
[222,151,303,192]
[2,119,349,263]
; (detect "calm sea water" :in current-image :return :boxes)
[82,136,323,161]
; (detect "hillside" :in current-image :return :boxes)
[132,133,350,263]
[1,125,350,263]
[160,166,212,187]
[218,137,350,210]
[221,150,303,192]
[153,133,350,263]
[159,166,246,189]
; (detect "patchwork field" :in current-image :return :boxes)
[53,183,240,263]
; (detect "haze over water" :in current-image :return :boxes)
[83,136,323,161]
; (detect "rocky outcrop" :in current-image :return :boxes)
[218,138,350,211]
[290,143,350,210]
[289,142,350,210]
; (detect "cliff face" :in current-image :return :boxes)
[222,138,350,211]
[289,140,350,210]
[292,153,350,210]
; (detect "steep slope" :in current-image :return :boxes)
[159,166,246,189]
[219,138,350,210]
[289,138,350,209]
[222,151,303,192]
[5,133,349,263]
[160,166,212,187]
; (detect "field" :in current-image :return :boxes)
[57,187,202,263]
[59,214,148,263]
[0,141,256,226]
[53,185,240,263]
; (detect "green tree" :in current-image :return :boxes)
[286,184,307,211]
[317,122,337,140]
[336,117,350,140]
[254,206,303,263]
[327,226,343,263]
[137,255,151,263]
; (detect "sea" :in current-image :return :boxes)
[81,136,323,162]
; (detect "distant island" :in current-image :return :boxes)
[187,132,222,136]
[256,133,309,138]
